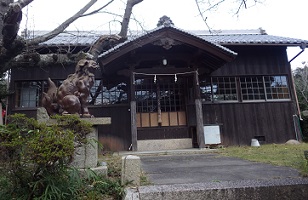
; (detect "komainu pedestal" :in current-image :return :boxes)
[69,117,111,169]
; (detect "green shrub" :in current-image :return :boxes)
[0,114,126,200]
[300,114,308,142]
[0,114,91,199]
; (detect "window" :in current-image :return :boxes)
[212,77,237,101]
[102,80,128,105]
[135,78,157,112]
[88,80,103,105]
[200,78,212,102]
[240,75,290,101]
[15,81,43,108]
[200,75,290,103]
[240,76,265,101]
[264,76,290,100]
[200,77,237,102]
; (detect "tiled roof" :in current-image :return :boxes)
[30,28,308,48]
[203,34,308,46]
[28,31,104,46]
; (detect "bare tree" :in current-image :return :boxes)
[194,0,263,31]
[0,0,264,75]
[0,0,143,74]
[294,62,308,111]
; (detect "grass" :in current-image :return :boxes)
[218,143,308,176]
[99,153,122,178]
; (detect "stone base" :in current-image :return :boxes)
[78,166,108,177]
[137,138,192,151]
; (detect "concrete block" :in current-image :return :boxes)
[121,155,141,186]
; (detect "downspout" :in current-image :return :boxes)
[289,44,306,141]
[288,44,306,120]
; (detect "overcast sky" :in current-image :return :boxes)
[20,0,308,69]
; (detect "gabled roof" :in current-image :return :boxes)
[97,24,237,64]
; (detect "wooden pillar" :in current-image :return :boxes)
[194,71,205,148]
[130,71,138,151]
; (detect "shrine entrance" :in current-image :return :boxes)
[134,74,192,151]
[97,21,236,151]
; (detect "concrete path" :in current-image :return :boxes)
[140,153,302,185]
[123,150,308,200]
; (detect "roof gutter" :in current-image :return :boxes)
[288,43,306,63]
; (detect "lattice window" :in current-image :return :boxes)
[212,77,237,101]
[240,76,265,101]
[102,80,128,105]
[15,81,43,108]
[264,76,290,100]
[135,77,185,113]
[88,80,103,105]
[200,77,237,102]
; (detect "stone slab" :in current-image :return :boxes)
[137,139,192,151]
[46,117,111,126]
[125,178,308,200]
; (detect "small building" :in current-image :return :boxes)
[8,20,308,152]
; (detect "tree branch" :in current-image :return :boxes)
[7,53,78,69]
[81,0,114,18]
[194,0,212,33]
[119,0,143,38]
[1,0,33,47]
[16,0,33,8]
[27,0,99,45]
[88,0,143,59]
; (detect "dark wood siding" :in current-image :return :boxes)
[89,105,131,152]
[201,102,296,146]
[137,127,189,140]
[186,46,298,146]
[212,46,290,76]
[8,45,299,150]
[9,63,132,152]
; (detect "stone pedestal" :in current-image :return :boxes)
[37,108,111,169]
[69,117,111,169]
[70,127,98,168]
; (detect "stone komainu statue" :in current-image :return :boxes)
[42,59,98,117]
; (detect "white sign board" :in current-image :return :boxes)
[204,125,221,144]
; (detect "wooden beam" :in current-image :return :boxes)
[130,71,138,151]
[194,71,205,148]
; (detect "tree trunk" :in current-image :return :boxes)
[0,0,13,42]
